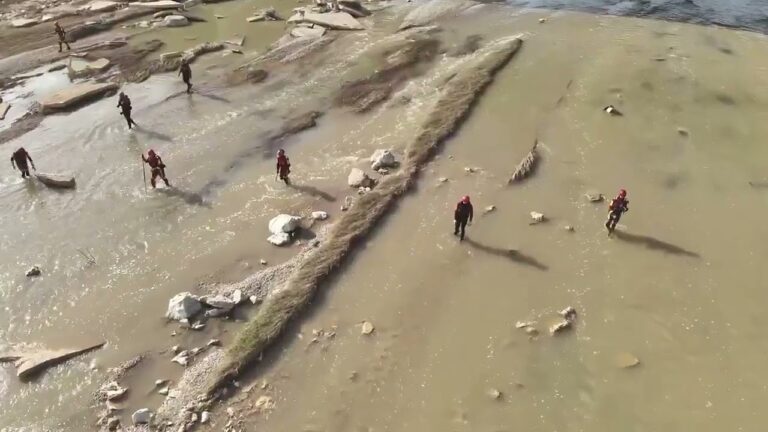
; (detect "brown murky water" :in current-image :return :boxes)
[2,1,768,430]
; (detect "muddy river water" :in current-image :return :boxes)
[2,0,768,430]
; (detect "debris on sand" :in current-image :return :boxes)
[247,7,284,22]
[530,212,545,224]
[550,306,577,335]
[603,105,623,116]
[311,211,329,221]
[487,388,502,400]
[677,127,689,137]
[584,191,604,202]
[0,341,105,380]
[614,352,641,369]
[100,382,128,401]
[25,266,41,277]
[509,140,539,184]
[361,321,375,335]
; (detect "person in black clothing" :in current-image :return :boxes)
[453,195,474,241]
[54,22,71,52]
[10,147,35,178]
[117,92,137,129]
[605,188,629,235]
[178,60,192,94]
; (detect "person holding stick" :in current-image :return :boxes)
[276,149,291,185]
[142,149,170,188]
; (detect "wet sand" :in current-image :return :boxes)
[2,0,768,430]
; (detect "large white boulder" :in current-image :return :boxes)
[287,11,364,30]
[165,292,202,321]
[132,408,152,425]
[268,214,301,234]
[370,149,397,170]
[162,15,189,27]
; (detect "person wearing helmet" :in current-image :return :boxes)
[54,22,70,52]
[117,92,137,129]
[142,149,170,188]
[453,195,474,241]
[276,149,291,185]
[605,189,629,235]
[178,60,192,94]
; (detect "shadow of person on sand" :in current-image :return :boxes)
[156,187,212,208]
[464,238,548,271]
[193,91,231,103]
[288,183,336,202]
[613,231,700,258]
[134,126,173,143]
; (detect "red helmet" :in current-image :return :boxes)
[277,149,285,156]
[461,195,470,204]
[618,189,627,198]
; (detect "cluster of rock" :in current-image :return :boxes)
[516,306,578,338]
[283,0,369,32]
[346,149,399,194]
[166,289,247,323]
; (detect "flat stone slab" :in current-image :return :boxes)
[83,0,121,13]
[0,342,105,380]
[0,103,10,120]
[69,57,111,77]
[290,26,326,38]
[129,0,182,9]
[12,18,39,28]
[41,82,118,113]
[288,11,364,30]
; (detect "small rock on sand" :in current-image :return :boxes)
[614,352,640,369]
[559,306,577,321]
[171,351,190,366]
[131,408,152,425]
[269,214,301,234]
[549,319,571,335]
[483,205,496,214]
[361,321,375,335]
[584,191,604,202]
[267,232,291,246]
[564,225,575,232]
[488,388,502,400]
[207,339,221,347]
[464,167,478,173]
[260,259,268,265]
[254,395,275,412]
[677,127,689,137]
[201,411,211,424]
[311,211,328,221]
[162,15,189,27]
[25,266,41,277]
[158,386,169,395]
[530,212,545,224]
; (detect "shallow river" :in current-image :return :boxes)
[1,0,768,430]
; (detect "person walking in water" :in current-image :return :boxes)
[606,188,629,235]
[117,92,137,129]
[276,149,291,185]
[142,149,170,188]
[54,22,71,52]
[178,60,192,94]
[453,195,474,241]
[10,147,35,179]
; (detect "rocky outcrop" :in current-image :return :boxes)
[40,82,118,114]
[67,58,111,79]
[83,1,121,13]
[12,18,39,28]
[399,0,476,31]
[287,11,364,30]
[166,292,202,321]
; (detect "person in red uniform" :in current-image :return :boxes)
[453,195,474,241]
[10,147,36,178]
[142,149,170,188]
[276,149,291,185]
[605,188,629,235]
